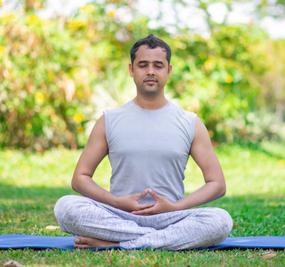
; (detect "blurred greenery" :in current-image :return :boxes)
[0,0,285,150]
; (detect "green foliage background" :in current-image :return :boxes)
[0,1,285,151]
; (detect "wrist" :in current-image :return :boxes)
[170,201,179,211]
[109,194,120,208]
[173,200,186,211]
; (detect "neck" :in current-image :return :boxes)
[133,95,168,110]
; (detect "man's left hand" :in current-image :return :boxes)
[131,189,178,215]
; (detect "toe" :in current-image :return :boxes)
[75,236,86,244]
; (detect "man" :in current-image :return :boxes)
[54,34,233,250]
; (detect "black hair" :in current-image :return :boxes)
[130,34,171,64]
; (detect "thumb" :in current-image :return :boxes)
[149,190,160,201]
[135,189,148,200]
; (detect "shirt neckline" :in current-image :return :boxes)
[130,99,171,112]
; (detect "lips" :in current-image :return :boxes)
[144,79,157,83]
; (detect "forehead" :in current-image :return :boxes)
[134,45,168,63]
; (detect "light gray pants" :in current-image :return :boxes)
[54,195,233,250]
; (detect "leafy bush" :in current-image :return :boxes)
[0,4,284,150]
[0,13,94,150]
[167,26,284,142]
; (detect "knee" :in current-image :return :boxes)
[54,195,82,225]
[211,208,233,238]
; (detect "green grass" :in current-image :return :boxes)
[0,141,285,266]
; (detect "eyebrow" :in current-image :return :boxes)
[137,60,164,65]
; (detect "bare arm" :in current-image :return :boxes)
[71,115,117,205]
[175,117,226,210]
[71,115,153,211]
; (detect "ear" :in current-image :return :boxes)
[129,63,134,77]
[168,64,172,74]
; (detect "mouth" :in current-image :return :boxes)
[144,79,157,83]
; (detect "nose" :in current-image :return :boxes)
[146,65,155,75]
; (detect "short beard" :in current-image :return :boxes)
[138,87,161,99]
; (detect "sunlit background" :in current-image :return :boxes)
[0,0,285,151]
[1,4,285,260]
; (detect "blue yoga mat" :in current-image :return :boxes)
[0,235,285,250]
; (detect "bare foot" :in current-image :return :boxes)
[74,236,119,249]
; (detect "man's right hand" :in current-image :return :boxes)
[113,189,154,212]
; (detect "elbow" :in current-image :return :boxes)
[219,182,226,197]
[71,176,80,192]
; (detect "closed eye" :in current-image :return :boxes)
[154,64,163,69]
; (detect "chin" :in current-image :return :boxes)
[141,91,160,98]
[143,89,158,95]
[144,85,159,91]
[138,85,161,96]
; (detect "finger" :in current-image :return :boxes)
[149,190,161,201]
[135,203,155,211]
[132,206,156,215]
[135,190,148,200]
[145,188,152,194]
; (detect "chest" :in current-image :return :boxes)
[108,114,191,157]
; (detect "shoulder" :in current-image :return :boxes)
[102,102,132,142]
[173,103,208,143]
[190,116,212,151]
[170,102,212,144]
[172,102,198,126]
[92,103,129,135]
[168,101,199,143]
[170,101,197,120]
[103,101,132,119]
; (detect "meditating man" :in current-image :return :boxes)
[54,34,233,250]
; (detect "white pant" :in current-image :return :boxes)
[54,195,233,250]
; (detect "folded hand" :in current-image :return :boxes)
[131,189,177,215]
[114,189,154,212]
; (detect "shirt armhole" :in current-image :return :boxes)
[103,110,110,146]
[192,113,198,142]
[187,112,198,155]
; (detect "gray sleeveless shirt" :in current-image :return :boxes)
[103,100,197,203]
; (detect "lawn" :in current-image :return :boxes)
[0,141,284,266]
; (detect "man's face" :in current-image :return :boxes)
[129,45,172,97]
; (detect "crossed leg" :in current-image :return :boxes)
[54,195,233,250]
[54,195,155,248]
